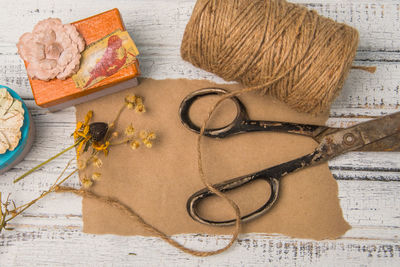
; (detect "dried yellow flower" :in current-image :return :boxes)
[84,110,93,125]
[135,96,143,105]
[125,124,135,136]
[73,122,83,139]
[126,103,134,110]
[125,95,136,103]
[130,140,140,150]
[91,172,101,181]
[125,95,137,109]
[83,125,90,135]
[124,95,146,112]
[111,131,119,138]
[143,139,153,148]
[93,156,103,168]
[81,176,93,188]
[92,141,110,156]
[77,160,87,170]
[74,111,93,141]
[139,130,148,139]
[73,110,94,159]
[135,103,146,113]
[147,132,156,140]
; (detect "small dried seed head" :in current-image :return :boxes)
[125,95,136,103]
[130,140,140,150]
[147,132,156,140]
[77,160,87,170]
[143,139,153,148]
[81,176,93,188]
[93,156,103,168]
[125,124,135,136]
[139,130,148,139]
[91,172,101,181]
[135,104,146,113]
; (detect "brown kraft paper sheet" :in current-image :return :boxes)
[76,78,350,239]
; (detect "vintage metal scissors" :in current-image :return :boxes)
[179,87,400,226]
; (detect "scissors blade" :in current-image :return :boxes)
[317,111,400,160]
[356,132,400,152]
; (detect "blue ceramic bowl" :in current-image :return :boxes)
[0,85,34,175]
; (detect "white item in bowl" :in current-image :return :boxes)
[0,88,25,154]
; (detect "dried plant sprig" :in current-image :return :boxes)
[13,110,94,183]
[1,158,78,232]
[5,93,156,233]
[13,140,82,183]
[109,123,157,149]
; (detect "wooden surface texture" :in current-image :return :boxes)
[0,0,399,266]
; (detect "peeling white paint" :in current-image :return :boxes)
[0,0,399,266]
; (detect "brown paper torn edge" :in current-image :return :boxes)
[76,78,350,240]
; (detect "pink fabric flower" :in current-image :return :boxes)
[17,18,85,81]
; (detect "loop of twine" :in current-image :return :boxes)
[56,186,235,257]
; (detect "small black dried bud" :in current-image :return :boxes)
[89,122,108,142]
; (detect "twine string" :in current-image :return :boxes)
[56,186,236,257]
[181,0,360,114]
[65,0,375,257]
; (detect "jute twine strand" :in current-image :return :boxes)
[56,186,236,257]
[60,0,375,257]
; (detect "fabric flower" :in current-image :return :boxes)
[17,18,85,81]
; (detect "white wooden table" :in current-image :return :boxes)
[0,0,399,266]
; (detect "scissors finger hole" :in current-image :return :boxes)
[179,88,245,137]
[189,94,238,128]
[195,179,272,223]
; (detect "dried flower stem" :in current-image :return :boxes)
[2,165,78,231]
[109,138,133,146]
[0,193,11,231]
[2,94,159,251]
[55,186,231,257]
[13,140,82,183]
[105,105,126,140]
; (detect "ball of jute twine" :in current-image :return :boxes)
[181,0,366,114]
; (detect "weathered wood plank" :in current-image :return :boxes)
[1,54,400,116]
[0,0,399,112]
[0,0,399,50]
[0,0,399,266]
[1,227,399,266]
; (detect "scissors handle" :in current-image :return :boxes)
[179,87,327,138]
[179,87,246,138]
[187,149,324,226]
[187,110,400,226]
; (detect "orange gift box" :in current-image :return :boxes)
[23,8,140,111]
